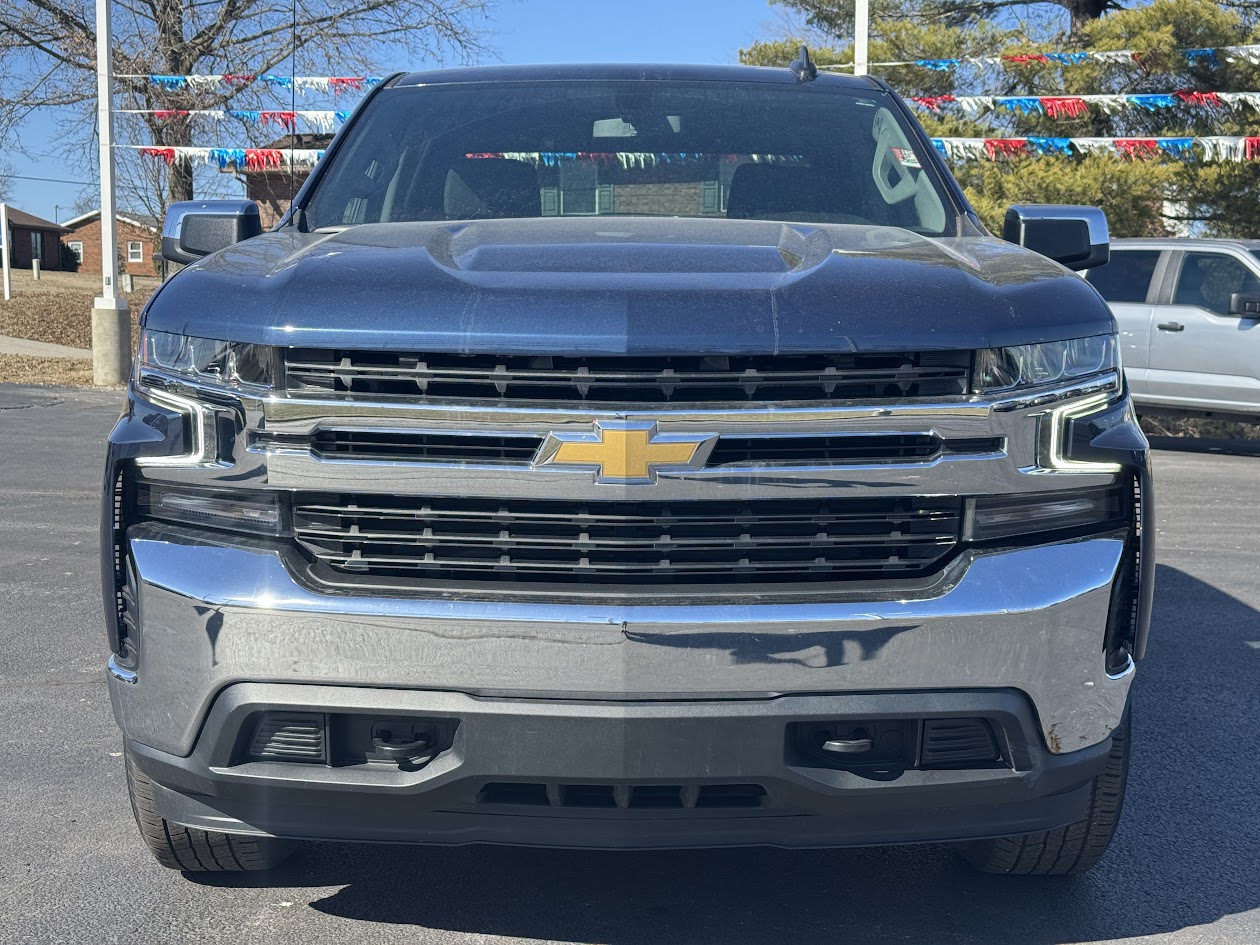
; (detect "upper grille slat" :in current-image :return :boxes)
[293,495,964,586]
[283,350,972,404]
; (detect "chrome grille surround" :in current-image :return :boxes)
[135,363,1124,594]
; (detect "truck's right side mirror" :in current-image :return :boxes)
[1002,204,1109,272]
[161,200,263,264]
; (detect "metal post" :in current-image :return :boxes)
[93,0,131,385]
[0,203,10,301]
[854,0,870,76]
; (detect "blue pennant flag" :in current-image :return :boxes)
[229,110,261,123]
[366,77,384,86]
[1027,137,1073,155]
[1045,52,1090,65]
[262,75,293,89]
[335,111,351,122]
[1185,49,1218,65]
[149,75,187,90]
[208,148,246,169]
[999,97,1046,115]
[915,59,958,71]
[931,139,949,158]
[1127,94,1178,111]
[1158,138,1196,159]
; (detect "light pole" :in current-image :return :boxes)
[93,0,130,385]
[854,0,870,76]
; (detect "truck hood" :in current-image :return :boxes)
[146,217,1114,353]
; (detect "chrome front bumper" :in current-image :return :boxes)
[110,523,1134,758]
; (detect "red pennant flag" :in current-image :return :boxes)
[140,147,176,165]
[329,77,366,94]
[222,74,256,85]
[911,95,956,112]
[984,138,1029,159]
[1041,97,1088,119]
[1175,90,1223,108]
[1002,54,1050,64]
[151,110,189,121]
[1245,137,1260,160]
[260,111,298,130]
[1115,139,1159,159]
[244,148,283,170]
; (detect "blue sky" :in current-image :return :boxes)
[2,0,779,223]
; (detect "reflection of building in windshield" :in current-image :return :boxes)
[461,151,811,218]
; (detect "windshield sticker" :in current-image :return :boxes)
[891,147,921,168]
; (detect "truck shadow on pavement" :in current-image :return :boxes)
[191,564,1260,945]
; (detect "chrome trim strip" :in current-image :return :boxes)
[129,531,1123,624]
[107,655,138,684]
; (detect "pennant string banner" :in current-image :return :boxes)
[128,145,326,169]
[930,135,1260,161]
[910,90,1260,116]
[820,42,1260,71]
[115,109,351,132]
[126,140,1260,168]
[116,74,383,93]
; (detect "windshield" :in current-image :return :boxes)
[303,80,955,235]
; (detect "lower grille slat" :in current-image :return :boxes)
[293,495,964,586]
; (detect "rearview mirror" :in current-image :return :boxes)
[1002,205,1109,272]
[1229,291,1260,317]
[162,200,262,264]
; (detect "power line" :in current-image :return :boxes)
[0,174,94,185]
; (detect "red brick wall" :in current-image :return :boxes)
[247,172,312,228]
[6,226,65,271]
[63,217,158,276]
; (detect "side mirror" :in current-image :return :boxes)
[1229,291,1260,317]
[1002,205,1109,272]
[161,200,262,264]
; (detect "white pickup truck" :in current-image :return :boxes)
[1085,237,1260,421]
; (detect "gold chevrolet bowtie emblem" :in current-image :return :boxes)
[535,421,716,483]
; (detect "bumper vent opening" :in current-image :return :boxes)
[478,782,768,810]
[920,718,1001,768]
[247,713,328,763]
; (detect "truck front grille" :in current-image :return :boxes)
[282,349,972,404]
[292,494,964,585]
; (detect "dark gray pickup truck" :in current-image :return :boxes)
[102,56,1153,876]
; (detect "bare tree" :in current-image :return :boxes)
[0,0,493,214]
[0,161,14,204]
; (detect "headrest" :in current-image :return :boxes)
[726,163,844,220]
[445,158,540,219]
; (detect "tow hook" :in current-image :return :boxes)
[371,727,438,769]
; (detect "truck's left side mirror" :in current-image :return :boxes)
[162,200,262,264]
[1002,204,1109,272]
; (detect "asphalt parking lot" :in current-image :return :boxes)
[2,382,1257,945]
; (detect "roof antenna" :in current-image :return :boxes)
[789,45,817,82]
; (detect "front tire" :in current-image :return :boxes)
[124,747,295,872]
[955,709,1131,875]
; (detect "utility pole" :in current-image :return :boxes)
[854,0,870,76]
[1,203,11,301]
[93,0,131,386]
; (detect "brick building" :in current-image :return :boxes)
[227,134,331,227]
[2,207,67,271]
[61,210,159,276]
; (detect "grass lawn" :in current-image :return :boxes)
[0,269,156,350]
[0,269,155,386]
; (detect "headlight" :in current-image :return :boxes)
[974,335,1119,394]
[136,329,274,390]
